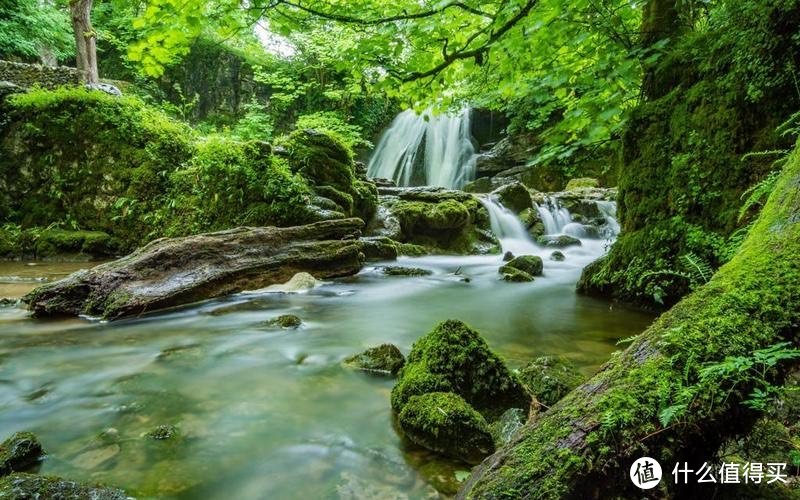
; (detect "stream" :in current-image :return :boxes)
[0,197,654,498]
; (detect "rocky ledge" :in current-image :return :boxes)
[24,218,371,320]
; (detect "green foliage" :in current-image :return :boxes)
[294,111,370,150]
[162,136,312,235]
[232,98,275,142]
[0,0,73,62]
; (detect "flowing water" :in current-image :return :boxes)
[0,201,654,499]
[367,108,476,189]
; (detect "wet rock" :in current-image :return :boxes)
[256,272,320,293]
[500,268,535,282]
[565,177,600,190]
[378,266,432,277]
[490,407,526,446]
[550,251,566,261]
[537,234,582,248]
[500,255,543,277]
[391,320,530,419]
[0,298,18,308]
[0,432,43,476]
[490,182,531,214]
[502,251,514,262]
[0,473,126,499]
[462,177,493,193]
[519,207,546,238]
[265,314,302,329]
[377,186,473,203]
[366,205,402,241]
[146,424,178,440]
[25,219,367,320]
[370,178,396,188]
[518,356,585,406]
[359,237,399,261]
[398,392,494,464]
[343,344,406,376]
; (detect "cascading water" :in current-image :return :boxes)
[479,197,537,255]
[367,108,476,189]
[535,197,572,235]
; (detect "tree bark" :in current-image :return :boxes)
[24,219,369,320]
[459,144,800,497]
[640,0,680,100]
[69,0,98,84]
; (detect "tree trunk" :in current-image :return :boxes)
[69,0,98,84]
[459,144,800,497]
[640,0,680,100]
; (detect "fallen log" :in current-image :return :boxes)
[459,147,800,498]
[24,218,367,320]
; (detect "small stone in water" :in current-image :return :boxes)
[378,266,432,276]
[146,424,178,440]
[502,251,514,262]
[343,344,405,376]
[550,251,566,261]
[264,314,302,329]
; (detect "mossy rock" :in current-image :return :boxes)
[146,424,179,441]
[500,255,543,277]
[33,229,118,259]
[565,178,600,190]
[343,344,405,376]
[490,182,532,214]
[517,356,584,407]
[500,268,535,283]
[391,320,530,420]
[378,266,432,277]
[537,234,581,248]
[0,432,43,476]
[550,251,566,261]
[462,177,493,193]
[393,199,471,233]
[0,473,126,499]
[398,392,495,464]
[264,314,302,329]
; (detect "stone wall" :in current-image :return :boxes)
[0,60,84,89]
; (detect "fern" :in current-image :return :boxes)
[738,170,781,222]
[679,252,713,285]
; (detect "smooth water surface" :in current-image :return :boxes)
[0,246,653,498]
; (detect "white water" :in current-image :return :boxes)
[367,108,476,189]
[480,196,620,274]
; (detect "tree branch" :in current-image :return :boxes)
[273,0,493,24]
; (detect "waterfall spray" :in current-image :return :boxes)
[367,108,476,189]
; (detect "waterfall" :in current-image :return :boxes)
[367,108,476,189]
[535,197,572,235]
[479,197,537,255]
[596,200,621,239]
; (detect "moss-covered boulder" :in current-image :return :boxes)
[391,320,530,419]
[537,234,581,248]
[280,129,378,223]
[373,188,498,255]
[0,473,126,499]
[519,207,546,238]
[517,356,585,407]
[343,344,405,376]
[0,432,43,476]
[398,392,495,464]
[490,182,531,214]
[500,255,543,277]
[0,87,195,248]
[500,268,535,282]
[550,250,566,261]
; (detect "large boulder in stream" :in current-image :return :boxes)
[490,181,532,214]
[391,320,530,420]
[398,392,495,464]
[24,218,368,320]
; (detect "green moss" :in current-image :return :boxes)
[343,344,405,376]
[146,424,179,440]
[500,255,543,277]
[565,178,600,190]
[0,473,127,499]
[581,5,800,308]
[399,392,495,464]
[264,314,302,329]
[391,320,530,420]
[517,356,584,407]
[0,432,43,476]
[500,268,535,282]
[0,87,195,249]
